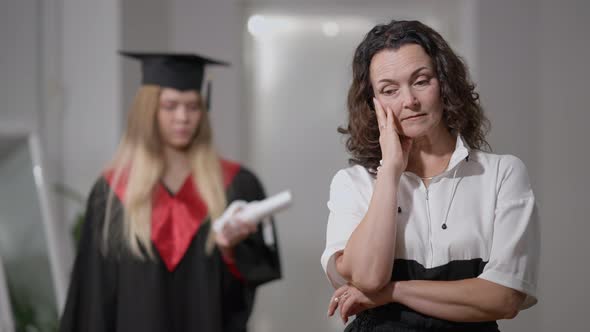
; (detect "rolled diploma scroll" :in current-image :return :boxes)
[212,191,292,233]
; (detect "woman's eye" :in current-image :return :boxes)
[161,103,176,110]
[415,79,429,86]
[381,89,397,96]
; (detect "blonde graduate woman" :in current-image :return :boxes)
[60,52,281,332]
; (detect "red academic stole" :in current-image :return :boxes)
[104,160,241,272]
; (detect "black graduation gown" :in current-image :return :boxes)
[59,166,282,332]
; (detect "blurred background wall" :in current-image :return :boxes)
[1,0,588,331]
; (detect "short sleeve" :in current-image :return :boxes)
[321,168,370,289]
[478,156,540,310]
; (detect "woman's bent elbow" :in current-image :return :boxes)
[503,308,520,320]
[498,290,525,320]
[351,274,390,293]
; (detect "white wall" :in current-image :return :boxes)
[476,0,540,178]
[474,1,541,329]
[475,1,590,331]
[536,1,590,330]
[0,0,40,133]
[61,0,121,223]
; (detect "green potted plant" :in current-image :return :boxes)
[7,277,58,332]
[53,183,86,244]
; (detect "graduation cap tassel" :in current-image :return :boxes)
[206,80,212,111]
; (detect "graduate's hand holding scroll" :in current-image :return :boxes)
[214,204,258,251]
[214,191,292,258]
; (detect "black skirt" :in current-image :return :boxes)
[344,303,499,332]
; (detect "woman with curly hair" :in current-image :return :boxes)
[322,20,539,331]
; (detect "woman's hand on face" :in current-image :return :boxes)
[215,210,258,250]
[328,283,390,324]
[374,97,413,177]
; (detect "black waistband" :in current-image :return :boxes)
[347,303,499,332]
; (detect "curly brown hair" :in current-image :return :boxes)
[339,20,490,173]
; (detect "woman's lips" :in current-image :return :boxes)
[402,114,426,121]
[175,129,191,136]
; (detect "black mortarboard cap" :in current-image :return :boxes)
[119,51,229,92]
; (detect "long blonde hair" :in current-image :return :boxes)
[104,85,226,258]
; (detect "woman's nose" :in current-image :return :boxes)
[401,86,419,109]
[174,106,189,121]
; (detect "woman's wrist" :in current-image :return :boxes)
[376,282,397,305]
[378,159,403,180]
[376,166,402,188]
[391,281,407,305]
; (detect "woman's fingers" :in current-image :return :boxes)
[235,220,257,238]
[327,294,339,317]
[385,105,413,168]
[375,98,404,141]
[215,233,228,247]
[390,107,404,135]
[328,285,349,316]
[373,98,387,133]
[339,293,357,323]
[235,223,248,237]
[220,219,257,248]
[245,221,258,234]
[330,286,371,323]
[384,106,395,134]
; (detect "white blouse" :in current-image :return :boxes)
[321,136,539,309]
